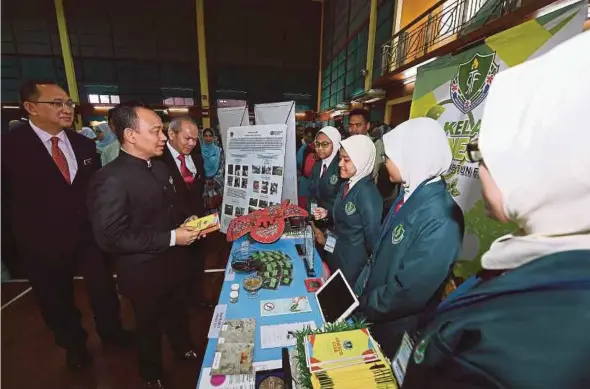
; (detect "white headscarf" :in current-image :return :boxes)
[479,31,590,270]
[316,126,342,164]
[383,117,452,200]
[340,135,376,189]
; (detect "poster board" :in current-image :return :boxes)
[409,2,585,277]
[254,101,297,204]
[217,106,249,153]
[220,124,288,233]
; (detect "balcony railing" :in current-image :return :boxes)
[380,0,525,76]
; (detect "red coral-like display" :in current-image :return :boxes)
[227,200,308,243]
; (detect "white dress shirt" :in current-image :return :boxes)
[321,153,337,177]
[30,120,78,181]
[167,142,197,176]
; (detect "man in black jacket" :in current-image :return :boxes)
[87,103,203,389]
[154,117,209,308]
[1,80,127,369]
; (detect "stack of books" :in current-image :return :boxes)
[303,328,397,389]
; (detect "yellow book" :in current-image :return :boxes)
[305,329,378,371]
[184,213,220,234]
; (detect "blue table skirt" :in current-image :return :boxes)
[196,236,325,388]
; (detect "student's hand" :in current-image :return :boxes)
[313,207,328,220]
[175,226,201,246]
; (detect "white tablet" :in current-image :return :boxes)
[315,269,359,324]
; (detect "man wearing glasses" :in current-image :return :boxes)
[1,80,128,370]
[348,108,399,218]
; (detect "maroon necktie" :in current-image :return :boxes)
[394,198,405,214]
[343,183,350,197]
[177,154,194,186]
[321,164,327,177]
[51,137,70,183]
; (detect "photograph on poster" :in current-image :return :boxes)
[228,165,234,175]
[249,207,257,213]
[241,178,248,189]
[227,176,232,186]
[249,198,258,207]
[235,165,241,176]
[235,207,245,217]
[270,182,278,195]
[259,199,268,208]
[252,165,261,174]
[224,204,234,215]
[272,166,283,176]
[234,177,240,187]
[261,181,269,194]
[253,181,260,193]
[242,166,249,177]
[263,166,272,175]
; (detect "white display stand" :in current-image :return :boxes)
[217,106,249,153]
[254,101,298,204]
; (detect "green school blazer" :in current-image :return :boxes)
[307,156,344,222]
[354,179,464,357]
[403,250,590,389]
[326,176,383,286]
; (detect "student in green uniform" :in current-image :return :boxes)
[308,126,344,226]
[313,135,383,286]
[354,117,464,358]
[402,33,590,389]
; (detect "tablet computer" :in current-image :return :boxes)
[315,269,359,324]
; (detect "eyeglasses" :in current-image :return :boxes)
[314,141,332,149]
[466,137,482,163]
[29,100,76,110]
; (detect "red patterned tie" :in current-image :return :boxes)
[343,183,350,197]
[51,137,70,183]
[394,198,405,214]
[178,154,194,186]
[321,164,327,177]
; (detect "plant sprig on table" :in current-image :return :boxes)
[293,318,369,389]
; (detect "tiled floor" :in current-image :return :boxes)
[1,232,230,389]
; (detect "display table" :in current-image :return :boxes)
[196,236,325,388]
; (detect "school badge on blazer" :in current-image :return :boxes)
[329,174,338,185]
[392,223,405,244]
[345,202,356,215]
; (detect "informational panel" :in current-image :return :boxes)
[220,124,288,233]
[254,101,297,204]
[409,2,585,277]
[217,106,249,152]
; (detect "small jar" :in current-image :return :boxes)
[230,283,240,292]
[229,290,239,304]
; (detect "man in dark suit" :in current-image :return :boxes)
[87,103,203,389]
[1,80,127,369]
[154,117,209,308]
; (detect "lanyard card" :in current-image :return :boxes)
[392,331,415,386]
[324,230,337,253]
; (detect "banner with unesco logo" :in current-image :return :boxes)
[409,2,586,277]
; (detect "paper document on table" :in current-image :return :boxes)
[261,296,312,317]
[260,321,316,349]
[207,304,227,338]
[252,359,283,371]
[198,368,254,389]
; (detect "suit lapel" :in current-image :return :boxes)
[65,130,88,185]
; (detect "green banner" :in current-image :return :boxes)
[410,2,586,278]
